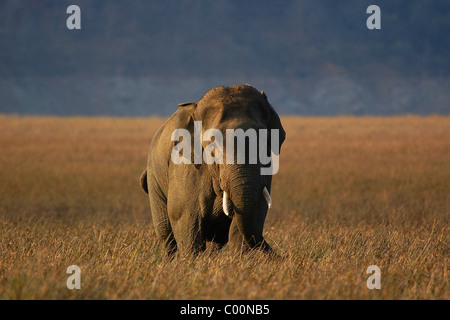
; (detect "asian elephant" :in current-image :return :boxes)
[140,84,285,256]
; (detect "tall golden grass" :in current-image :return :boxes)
[0,115,448,299]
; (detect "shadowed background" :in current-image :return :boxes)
[0,0,449,116]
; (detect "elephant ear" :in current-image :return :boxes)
[173,102,197,137]
[172,102,201,168]
[261,90,285,154]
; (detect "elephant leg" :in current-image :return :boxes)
[148,172,176,256]
[168,200,206,256]
[170,212,206,256]
[175,226,205,256]
[203,197,231,249]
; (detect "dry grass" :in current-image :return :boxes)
[0,115,448,299]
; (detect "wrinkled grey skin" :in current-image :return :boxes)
[140,85,285,256]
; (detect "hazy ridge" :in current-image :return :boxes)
[1,1,449,116]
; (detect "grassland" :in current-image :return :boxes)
[0,115,448,299]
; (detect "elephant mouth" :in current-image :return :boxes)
[222,187,272,218]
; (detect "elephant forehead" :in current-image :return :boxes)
[196,104,267,130]
[199,84,263,105]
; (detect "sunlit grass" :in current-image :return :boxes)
[0,115,448,299]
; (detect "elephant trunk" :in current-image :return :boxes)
[222,164,271,250]
[223,186,272,215]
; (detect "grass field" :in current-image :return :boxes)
[0,115,448,299]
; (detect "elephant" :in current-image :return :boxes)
[140,84,285,256]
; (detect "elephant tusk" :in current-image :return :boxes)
[263,187,272,209]
[223,191,231,216]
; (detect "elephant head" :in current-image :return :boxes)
[172,84,285,251]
